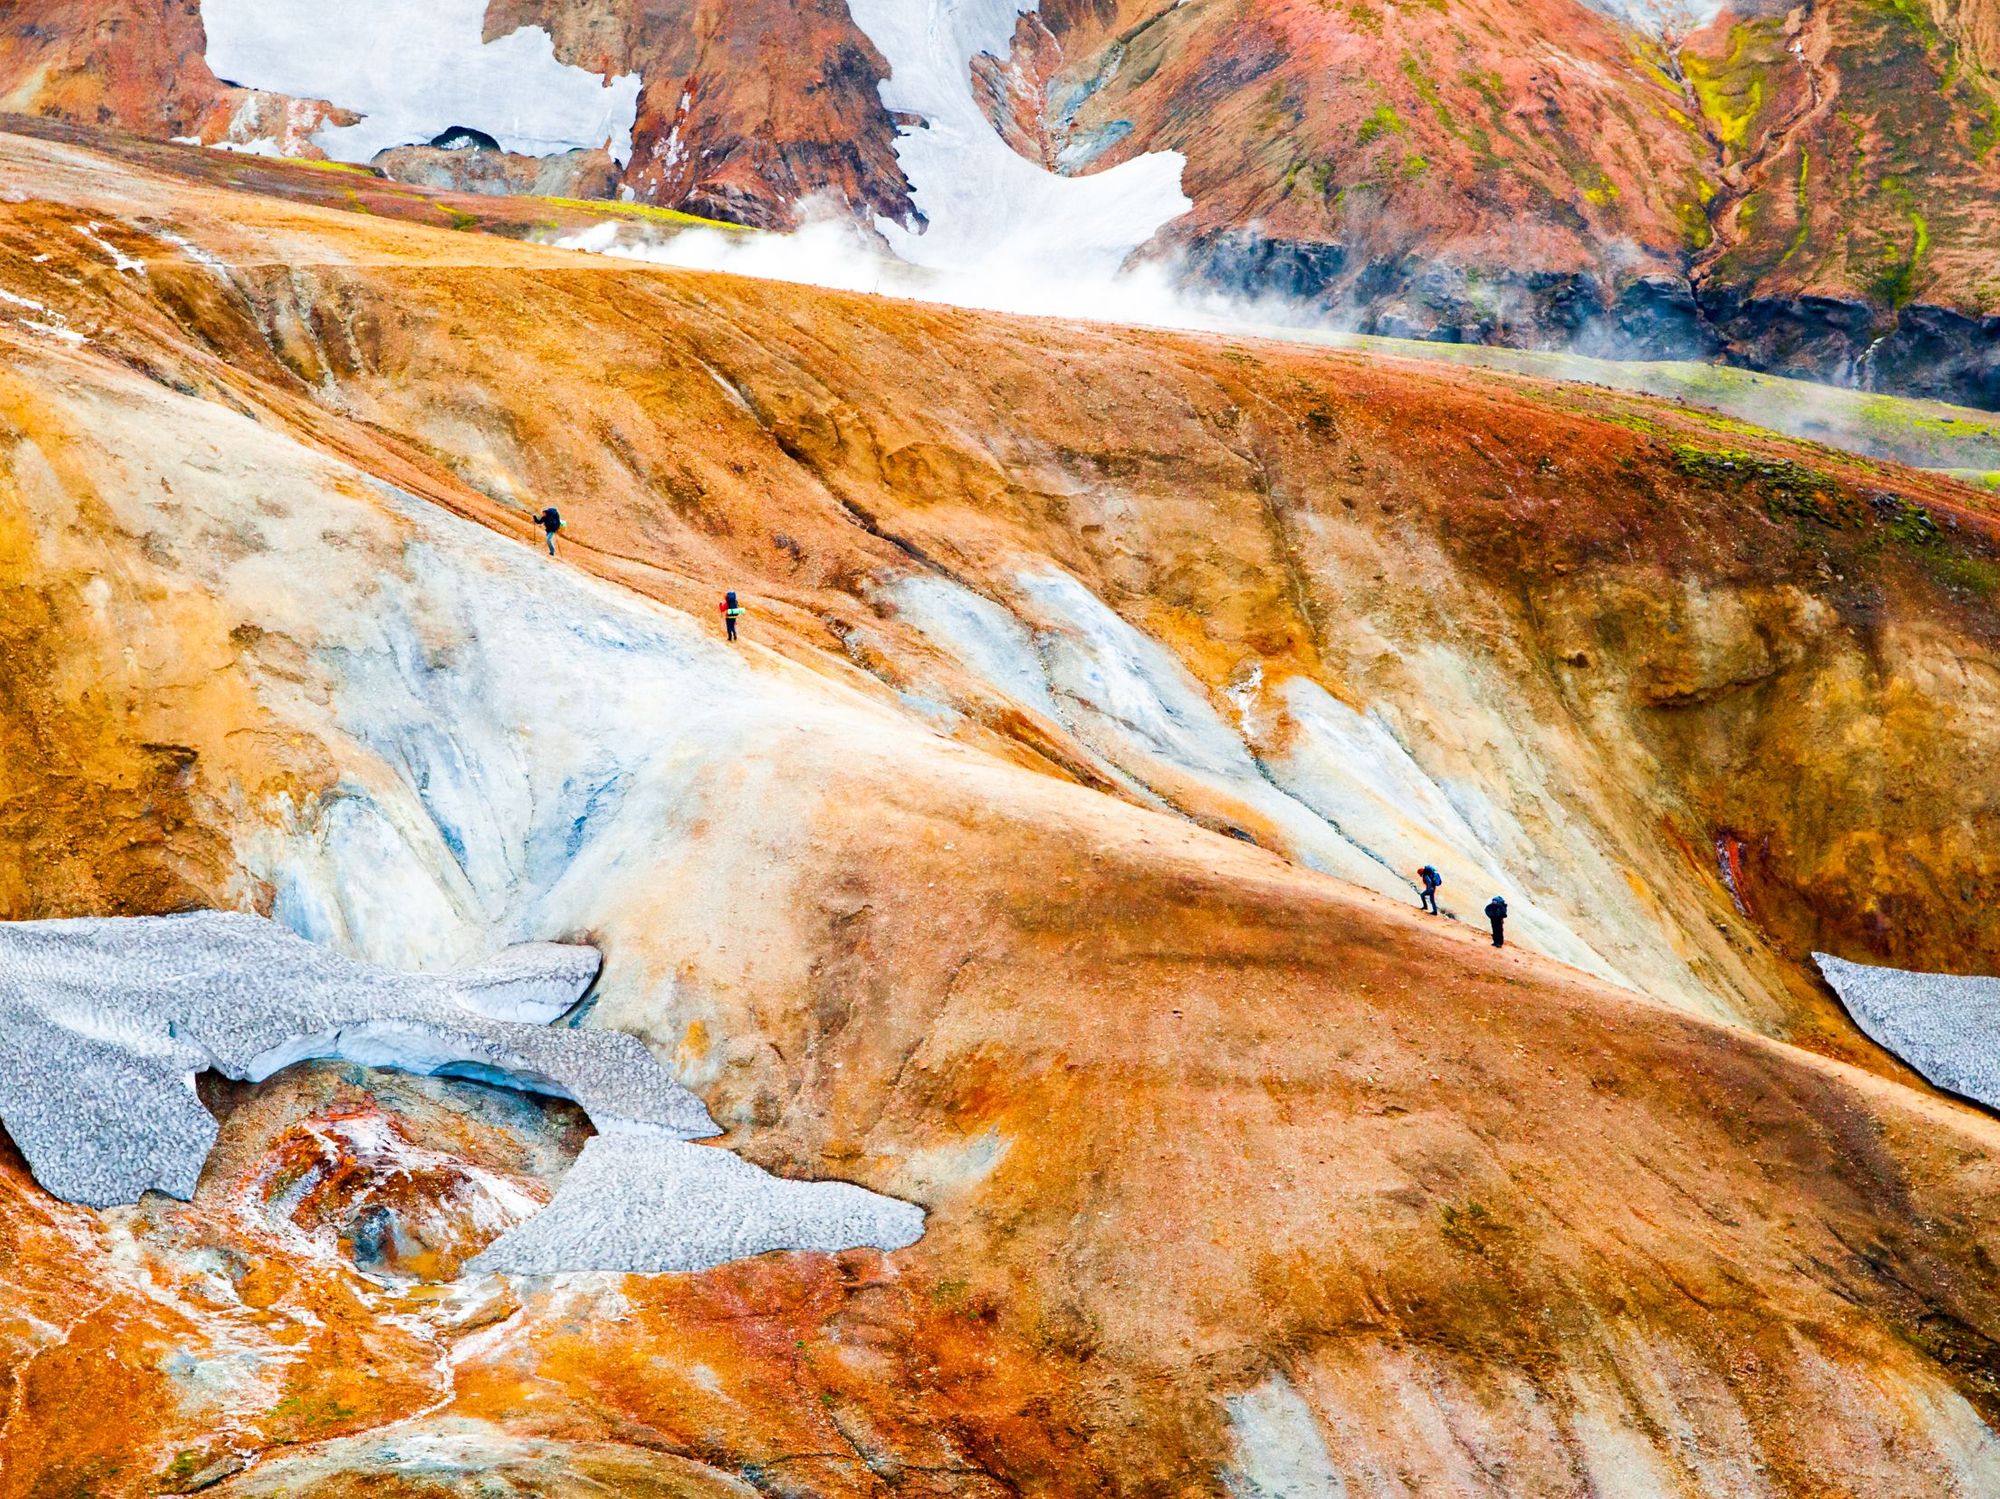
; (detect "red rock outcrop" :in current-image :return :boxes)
[490,0,913,228]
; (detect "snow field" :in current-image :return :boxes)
[839,0,1190,277]
[1816,953,2000,1111]
[200,0,641,164]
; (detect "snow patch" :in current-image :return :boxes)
[73,219,145,273]
[209,137,283,158]
[199,0,642,164]
[154,230,231,276]
[0,286,87,345]
[0,910,704,1208]
[840,0,1189,277]
[0,913,924,1276]
[472,1126,925,1274]
[1579,0,1733,34]
[1815,953,2000,1111]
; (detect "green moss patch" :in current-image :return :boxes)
[1357,103,1407,146]
[1670,443,1851,525]
[539,196,752,233]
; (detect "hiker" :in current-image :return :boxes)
[1485,895,1508,949]
[533,506,563,556]
[720,590,744,641]
[1416,863,1442,914]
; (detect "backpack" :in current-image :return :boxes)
[543,507,562,531]
[1420,865,1440,888]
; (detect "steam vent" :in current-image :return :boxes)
[6,0,2000,1488]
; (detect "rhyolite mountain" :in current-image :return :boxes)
[11,117,2000,1494]
[4,0,2000,405]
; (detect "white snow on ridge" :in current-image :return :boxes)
[1574,0,1733,35]
[199,0,641,164]
[842,0,1190,277]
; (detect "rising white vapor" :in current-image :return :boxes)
[552,208,1320,339]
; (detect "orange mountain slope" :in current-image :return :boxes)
[6,126,2000,1494]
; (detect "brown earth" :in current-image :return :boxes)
[5,125,2000,1494]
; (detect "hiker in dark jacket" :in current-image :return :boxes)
[534,506,563,556]
[720,590,744,641]
[1417,864,1442,914]
[1485,895,1508,948]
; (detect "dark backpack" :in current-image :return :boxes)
[1422,866,1441,888]
[541,507,562,531]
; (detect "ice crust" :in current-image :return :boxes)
[0,911,700,1206]
[0,912,922,1276]
[199,0,642,164]
[473,1127,926,1274]
[1815,953,2000,1109]
[841,0,1190,276]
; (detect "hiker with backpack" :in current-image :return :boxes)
[1485,895,1508,948]
[533,506,563,556]
[1416,864,1442,914]
[720,590,744,641]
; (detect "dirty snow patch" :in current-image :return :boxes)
[0,912,925,1277]
[1815,953,2000,1110]
[0,910,699,1207]
[473,1127,925,1275]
